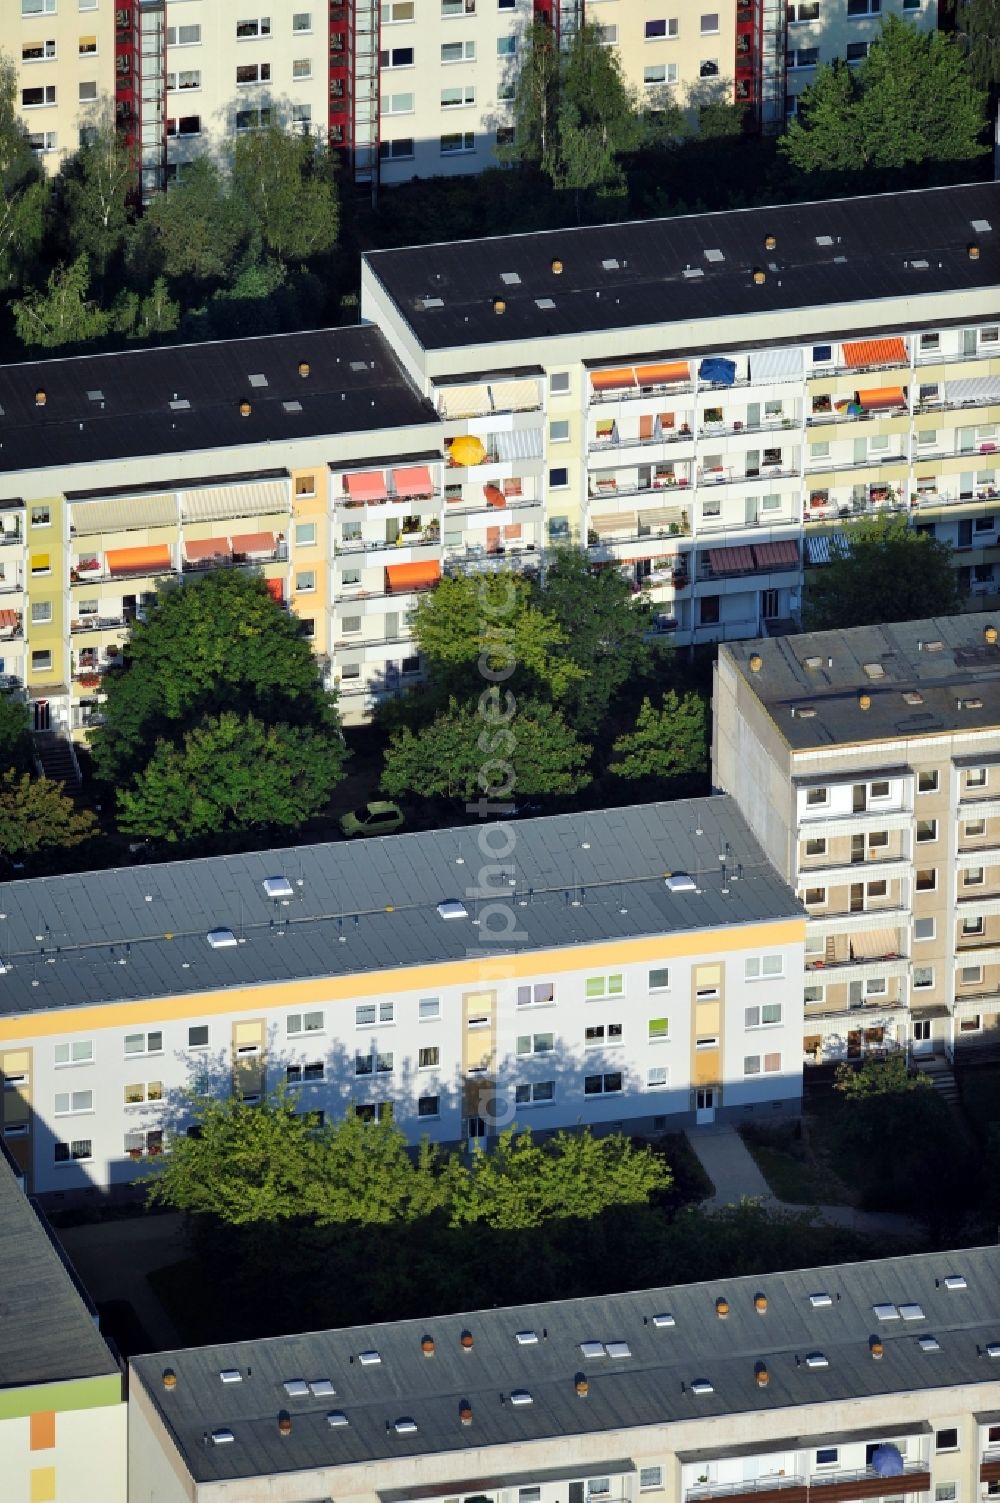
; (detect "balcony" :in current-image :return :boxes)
[811,906,909,935]
[809,1466,930,1501]
[686,1479,807,1503]
[338,531,440,557]
[588,425,695,453]
[699,465,800,488]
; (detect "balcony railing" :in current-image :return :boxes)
[588,428,695,452]
[809,1464,930,1499]
[699,466,800,487]
[686,1479,807,1503]
[338,533,440,556]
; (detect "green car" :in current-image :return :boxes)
[339,800,405,838]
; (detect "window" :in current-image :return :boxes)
[78,80,97,101]
[805,786,828,806]
[166,24,202,45]
[515,1080,555,1104]
[236,62,271,83]
[54,1139,92,1163]
[380,46,414,66]
[287,1011,323,1036]
[419,997,441,1021]
[23,39,57,61]
[188,1025,209,1048]
[744,1055,762,1076]
[916,869,936,891]
[550,372,570,394]
[935,1489,957,1503]
[870,779,890,799]
[125,1031,163,1056]
[699,58,719,77]
[293,476,315,499]
[169,115,202,135]
[586,973,624,999]
[966,865,985,887]
[918,769,939,793]
[961,965,983,986]
[441,131,475,154]
[745,1003,783,1028]
[418,1094,440,1117]
[644,62,679,84]
[640,1470,664,1492]
[804,837,827,857]
[646,1068,668,1090]
[913,966,934,989]
[356,1002,395,1026]
[381,91,414,115]
[549,467,569,489]
[28,130,58,153]
[649,967,669,990]
[30,601,52,625]
[963,916,984,936]
[356,1101,393,1122]
[379,137,414,159]
[745,955,783,980]
[585,1023,623,1047]
[701,11,720,31]
[497,35,516,55]
[55,1090,93,1115]
[293,12,313,31]
[418,1046,440,1069]
[442,0,475,11]
[584,1072,623,1096]
[295,570,316,594]
[648,1017,669,1041]
[916,818,937,843]
[550,419,570,442]
[745,1054,781,1076]
[789,1,821,17]
[381,0,415,18]
[23,86,57,107]
[914,917,935,940]
[23,0,57,12]
[286,1061,323,1084]
[846,0,880,12]
[292,58,312,79]
[964,818,986,838]
[55,1040,93,1066]
[846,40,870,60]
[804,887,826,907]
[517,981,554,1006]
[645,18,679,37]
[517,1032,555,1054]
[294,522,317,548]
[968,767,988,788]
[235,108,270,131]
[936,1430,959,1453]
[124,1081,163,1105]
[816,1449,839,1467]
[441,40,475,61]
[167,69,201,90]
[442,85,476,108]
[236,17,272,37]
[31,649,52,672]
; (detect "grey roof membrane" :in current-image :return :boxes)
[0,1150,121,1389]
[363,183,1000,353]
[0,325,437,478]
[723,613,1000,753]
[0,797,799,1020]
[130,1245,1000,1485]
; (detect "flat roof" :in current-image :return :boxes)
[722,613,1000,752]
[130,1245,1000,1485]
[362,183,1000,352]
[0,1149,121,1389]
[0,326,437,477]
[0,797,799,1020]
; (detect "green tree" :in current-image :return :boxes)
[537,547,654,724]
[0,692,31,775]
[802,513,962,631]
[0,53,46,292]
[144,156,246,286]
[111,276,180,342]
[781,17,986,175]
[90,570,338,786]
[834,1053,929,1099]
[63,110,135,280]
[12,256,111,350]
[609,690,707,782]
[381,696,591,800]
[302,1112,454,1227]
[449,1128,671,1230]
[0,771,98,858]
[230,126,339,263]
[117,712,346,841]
[500,19,559,169]
[957,0,1000,93]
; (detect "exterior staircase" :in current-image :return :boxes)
[912,1053,960,1105]
[32,733,82,793]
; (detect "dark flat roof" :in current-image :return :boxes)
[0,1150,121,1389]
[0,326,437,477]
[363,183,1000,351]
[131,1245,1000,1485]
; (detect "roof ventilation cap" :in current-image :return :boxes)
[461,1330,474,1351]
[298,361,310,377]
[460,1400,473,1424]
[34,390,46,407]
[278,1412,292,1437]
[239,400,252,417]
[207,929,238,949]
[327,1411,349,1427]
[870,1338,884,1360]
[510,1390,533,1406]
[665,873,697,893]
[493,297,507,316]
[805,1352,829,1369]
[421,1336,435,1356]
[810,1293,833,1308]
[749,653,763,672]
[716,1298,730,1319]
[283,1380,309,1397]
[264,876,294,899]
[943,1275,967,1291]
[652,1313,676,1328]
[219,1369,241,1384]
[752,268,766,285]
[691,1380,714,1395]
[551,258,564,275]
[394,1418,418,1434]
[437,899,468,920]
[309,1379,335,1397]
[515,1331,538,1346]
[755,1362,769,1387]
[162,1369,177,1389]
[859,693,871,711]
[764,234,777,251]
[969,243,981,260]
[211,1430,235,1446]
[754,1294,768,1313]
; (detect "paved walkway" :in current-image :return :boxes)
[684,1123,927,1244]
[57,1211,187,1352]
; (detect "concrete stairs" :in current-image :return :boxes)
[33,733,82,793]
[912,1053,960,1105]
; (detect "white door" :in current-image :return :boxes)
[912,1019,933,1056]
[695,1088,716,1125]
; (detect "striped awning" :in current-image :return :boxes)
[490,379,539,412]
[857,386,906,410]
[708,545,754,574]
[591,512,638,536]
[640,505,685,528]
[106,544,171,576]
[806,532,849,565]
[72,493,177,534]
[437,383,491,420]
[0,610,20,629]
[850,928,899,959]
[392,466,433,499]
[591,368,636,393]
[230,531,275,556]
[945,376,1000,408]
[495,428,543,462]
[635,361,689,386]
[843,337,907,367]
[184,537,231,562]
[749,347,804,384]
[386,561,441,592]
[181,481,287,522]
[345,471,387,503]
[753,539,799,569]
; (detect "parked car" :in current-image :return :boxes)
[339,800,405,838]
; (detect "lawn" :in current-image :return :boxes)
[740,1117,855,1206]
[956,1065,1000,1144]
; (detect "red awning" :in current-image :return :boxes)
[708,545,755,575]
[265,577,284,603]
[230,531,275,556]
[184,537,232,562]
[345,471,388,502]
[0,610,19,629]
[857,387,906,410]
[386,561,441,592]
[753,540,799,569]
[106,545,171,576]
[591,368,636,392]
[483,484,507,508]
[842,337,907,368]
[392,466,433,499]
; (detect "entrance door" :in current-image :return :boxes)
[32,699,49,732]
[849,980,865,1009]
[852,784,867,812]
[761,588,779,619]
[849,882,865,912]
[912,1018,933,1056]
[695,1087,716,1125]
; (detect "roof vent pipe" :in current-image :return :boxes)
[754,1293,768,1313]
[551,258,564,275]
[461,1330,474,1351]
[459,1401,473,1425]
[969,243,981,260]
[162,1369,177,1390]
[986,625,998,645]
[298,361,310,377]
[421,1336,435,1357]
[34,390,46,407]
[278,1412,292,1437]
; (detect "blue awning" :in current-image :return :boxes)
[699,357,737,387]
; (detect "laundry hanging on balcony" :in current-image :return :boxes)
[698,357,736,387]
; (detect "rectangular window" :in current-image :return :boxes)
[292,58,312,79]
[55,1040,93,1066]
[440,131,475,154]
[441,40,475,62]
[293,12,313,30]
[124,1081,163,1105]
[913,966,934,989]
[418,1094,440,1117]
[418,997,441,1021]
[31,601,53,625]
[643,62,679,84]
[700,11,719,31]
[287,1011,323,1035]
[379,137,413,159]
[380,46,414,66]
[549,467,569,489]
[22,86,57,108]
[966,866,985,887]
[294,522,317,547]
[514,1080,555,1105]
[699,58,720,77]
[381,0,415,18]
[497,35,516,55]
[646,1067,668,1090]
[645,18,679,37]
[54,1089,93,1115]
[166,24,202,45]
[744,1055,762,1076]
[640,1470,664,1492]
[188,1025,209,1048]
[236,17,272,37]
[517,982,554,1006]
[816,1449,839,1467]
[585,974,624,999]
[584,1072,623,1096]
[550,372,570,394]
[914,917,935,940]
[648,1017,669,1041]
[418,1046,440,1069]
[23,39,57,61]
[295,570,316,593]
[805,786,828,805]
[936,1431,959,1453]
[54,1139,92,1163]
[745,1003,783,1027]
[968,767,988,788]
[584,1023,623,1047]
[649,967,669,990]
[23,0,58,13]
[356,1002,394,1025]
[124,1031,163,1056]
[918,769,939,792]
[441,85,476,108]
[516,1032,554,1054]
[916,868,936,891]
[916,818,937,842]
[78,80,97,101]
[236,62,271,83]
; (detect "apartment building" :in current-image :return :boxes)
[363,181,999,668]
[0,797,804,1198]
[713,614,1000,1068]
[0,1144,126,1503]
[128,1245,1000,1503]
[4,0,937,188]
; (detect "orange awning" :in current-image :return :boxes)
[230,532,275,556]
[0,610,19,629]
[265,577,284,603]
[345,471,388,502]
[184,537,232,562]
[106,545,171,576]
[708,545,754,575]
[635,361,690,385]
[386,561,441,592]
[842,337,907,368]
[753,540,799,569]
[392,466,433,499]
[857,387,906,410]
[590,368,636,392]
